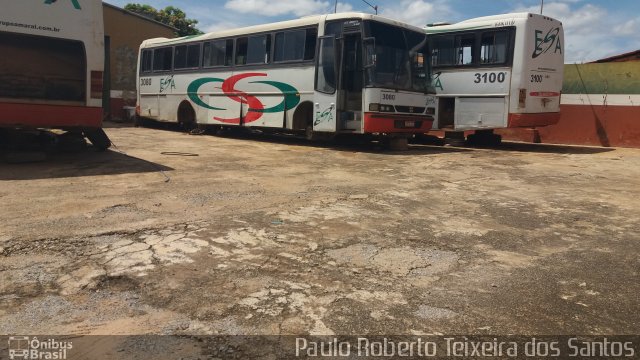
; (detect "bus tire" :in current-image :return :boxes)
[133,115,145,127]
[83,128,111,151]
[387,136,409,151]
[305,124,319,141]
[466,130,502,147]
[293,101,314,130]
[210,125,223,135]
[178,101,196,132]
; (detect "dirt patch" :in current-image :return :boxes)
[1,126,639,335]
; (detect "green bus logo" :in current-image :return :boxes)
[532,27,562,59]
[44,0,82,10]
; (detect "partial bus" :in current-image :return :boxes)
[426,13,564,144]
[0,0,110,150]
[136,13,436,148]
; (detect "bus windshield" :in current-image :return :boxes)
[364,21,433,93]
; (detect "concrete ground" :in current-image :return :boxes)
[1,124,639,336]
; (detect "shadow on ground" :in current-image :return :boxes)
[0,149,173,181]
[130,120,616,156]
[472,141,617,155]
[132,121,474,156]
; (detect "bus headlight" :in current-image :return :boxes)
[369,103,394,112]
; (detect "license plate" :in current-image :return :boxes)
[405,121,415,127]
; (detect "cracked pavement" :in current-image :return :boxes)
[1,124,639,336]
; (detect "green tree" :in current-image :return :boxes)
[124,3,203,37]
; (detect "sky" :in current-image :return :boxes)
[103,0,640,63]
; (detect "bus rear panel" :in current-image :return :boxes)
[510,14,564,128]
[427,13,564,133]
[0,0,104,130]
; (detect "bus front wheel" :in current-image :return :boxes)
[305,125,318,141]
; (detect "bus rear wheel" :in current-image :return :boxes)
[466,130,502,147]
[178,102,197,132]
[387,136,409,151]
[83,128,111,151]
[133,115,147,128]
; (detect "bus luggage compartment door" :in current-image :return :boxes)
[455,97,507,130]
[139,95,159,118]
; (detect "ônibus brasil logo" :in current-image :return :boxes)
[44,0,81,10]
[8,336,73,360]
[532,27,562,59]
[188,73,300,124]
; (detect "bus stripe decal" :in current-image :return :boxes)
[215,73,266,124]
[187,78,226,111]
[250,81,301,113]
[187,73,301,125]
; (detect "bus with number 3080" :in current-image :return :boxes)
[426,13,565,145]
[136,13,437,149]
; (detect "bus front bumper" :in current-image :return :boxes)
[363,113,434,134]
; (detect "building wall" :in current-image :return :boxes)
[498,62,640,148]
[591,51,640,63]
[103,5,175,121]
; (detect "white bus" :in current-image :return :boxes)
[136,13,437,148]
[0,0,110,149]
[426,13,564,144]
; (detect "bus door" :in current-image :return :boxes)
[336,31,363,132]
[313,36,338,132]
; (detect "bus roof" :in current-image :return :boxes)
[141,12,427,48]
[425,12,562,33]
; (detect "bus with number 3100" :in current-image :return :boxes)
[426,13,565,145]
[136,13,437,149]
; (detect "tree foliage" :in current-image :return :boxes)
[124,3,203,37]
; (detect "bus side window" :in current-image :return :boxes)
[237,35,270,65]
[481,31,508,64]
[204,39,233,67]
[430,35,455,66]
[174,44,200,70]
[225,39,233,65]
[141,50,153,73]
[153,47,173,72]
[236,37,248,65]
[246,34,271,65]
[175,45,187,69]
[274,28,318,63]
[304,28,318,60]
[186,44,201,68]
[455,34,475,66]
[275,30,305,62]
